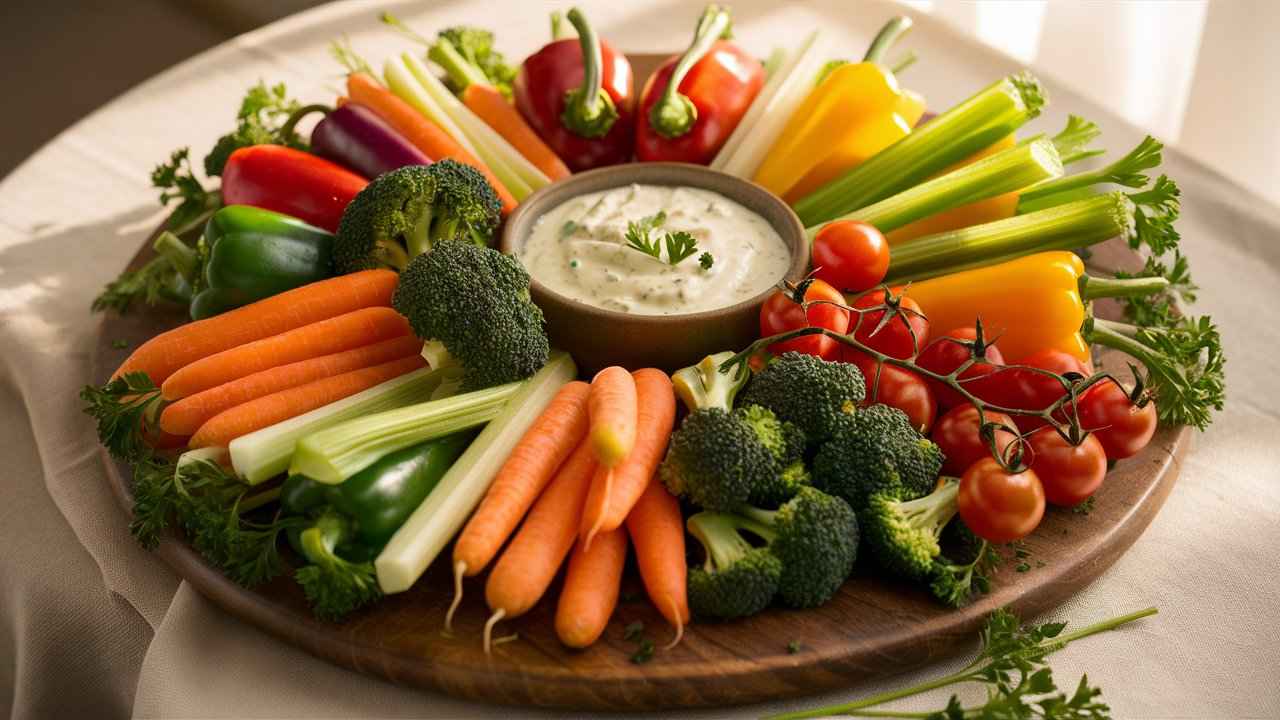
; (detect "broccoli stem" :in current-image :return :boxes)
[296,511,383,621]
[688,512,753,570]
[897,479,959,531]
[153,231,199,284]
[649,5,732,139]
[671,351,750,412]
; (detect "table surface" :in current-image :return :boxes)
[1,1,1277,718]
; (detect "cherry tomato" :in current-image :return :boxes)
[997,349,1091,430]
[760,279,850,360]
[916,328,1007,411]
[1077,382,1158,459]
[957,457,1046,544]
[847,289,930,359]
[811,220,890,293]
[931,405,1019,476]
[1026,428,1107,506]
[848,353,937,433]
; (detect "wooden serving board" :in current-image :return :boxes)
[91,53,1189,709]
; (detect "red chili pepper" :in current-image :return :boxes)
[221,145,368,233]
[513,8,635,171]
[635,5,764,164]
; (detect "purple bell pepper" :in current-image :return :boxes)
[310,103,432,179]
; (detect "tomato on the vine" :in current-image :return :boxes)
[1026,428,1107,506]
[811,220,890,293]
[759,278,850,361]
[847,289,930,359]
[1077,381,1158,459]
[847,353,937,433]
[931,404,1019,476]
[996,349,1092,430]
[957,457,1046,544]
[916,328,1006,411]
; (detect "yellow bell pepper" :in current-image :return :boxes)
[753,62,923,201]
[902,251,1167,363]
[886,134,1018,244]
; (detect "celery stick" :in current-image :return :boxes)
[403,53,548,197]
[290,382,519,485]
[376,352,576,594]
[712,30,824,178]
[177,446,230,474]
[384,57,479,157]
[229,368,447,485]
[885,191,1134,283]
[793,72,1046,226]
[808,138,1062,237]
[1019,135,1162,204]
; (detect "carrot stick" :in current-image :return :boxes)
[159,335,423,436]
[625,480,690,648]
[451,381,590,574]
[587,366,637,468]
[462,84,571,182]
[581,369,676,544]
[346,73,517,214]
[160,306,411,401]
[188,354,425,449]
[555,527,628,649]
[479,439,596,652]
[112,269,398,385]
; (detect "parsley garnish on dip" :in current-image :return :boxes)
[522,184,792,315]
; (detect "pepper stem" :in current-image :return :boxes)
[560,7,619,139]
[863,15,914,63]
[649,5,732,139]
[278,103,332,146]
[1078,273,1169,301]
[153,231,199,284]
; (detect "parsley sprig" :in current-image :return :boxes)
[624,211,713,267]
[79,372,164,462]
[772,606,1157,720]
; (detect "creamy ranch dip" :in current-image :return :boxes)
[521,184,791,315]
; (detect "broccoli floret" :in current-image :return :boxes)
[812,404,944,509]
[671,352,750,412]
[685,512,782,619]
[735,404,806,465]
[862,478,959,581]
[749,459,813,509]
[437,27,516,99]
[332,161,501,274]
[660,409,775,511]
[739,487,859,608]
[391,241,548,391]
[738,352,865,445]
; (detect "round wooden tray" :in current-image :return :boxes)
[92,57,1188,708]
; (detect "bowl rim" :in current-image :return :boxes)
[500,161,809,327]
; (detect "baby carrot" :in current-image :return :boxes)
[587,366,637,468]
[188,354,425,449]
[160,306,411,401]
[462,84,571,182]
[346,72,517,214]
[555,527,628,649]
[159,335,423,436]
[625,480,690,648]
[112,269,398,385]
[581,369,676,544]
[480,440,596,653]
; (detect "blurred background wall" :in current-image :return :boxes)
[1,0,1275,203]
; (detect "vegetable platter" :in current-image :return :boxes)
[83,6,1219,713]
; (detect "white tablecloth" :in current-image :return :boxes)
[1,1,1277,717]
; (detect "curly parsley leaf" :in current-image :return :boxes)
[202,81,307,177]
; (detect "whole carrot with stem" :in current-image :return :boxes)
[159,335,423,436]
[111,269,398,384]
[345,72,517,214]
[581,369,675,546]
[188,354,425,449]
[555,527,628,649]
[445,381,592,630]
[160,306,412,401]
[625,479,690,648]
[479,439,596,653]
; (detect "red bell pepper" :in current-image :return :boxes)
[513,8,635,171]
[635,5,764,164]
[221,145,368,233]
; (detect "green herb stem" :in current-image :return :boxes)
[885,191,1134,284]
[810,138,1062,237]
[152,231,199,284]
[794,72,1046,226]
[1020,135,1163,203]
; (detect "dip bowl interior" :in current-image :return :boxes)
[501,162,810,374]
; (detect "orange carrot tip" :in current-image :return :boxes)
[588,367,638,468]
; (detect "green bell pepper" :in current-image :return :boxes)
[189,205,335,320]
